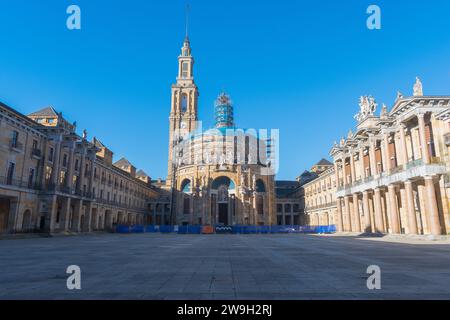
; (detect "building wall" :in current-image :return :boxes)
[303,168,337,226]
[0,102,159,234]
[331,92,450,236]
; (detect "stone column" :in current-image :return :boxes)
[362,191,371,233]
[50,139,62,187]
[352,193,361,232]
[404,180,418,235]
[417,114,430,164]
[424,176,442,236]
[369,138,377,176]
[344,196,351,232]
[373,188,384,233]
[61,197,72,232]
[381,133,390,173]
[336,198,344,232]
[399,123,409,166]
[79,147,87,195]
[66,143,76,191]
[359,147,366,179]
[85,202,92,232]
[72,199,83,232]
[350,151,356,183]
[388,184,400,234]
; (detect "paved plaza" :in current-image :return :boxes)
[0,233,449,300]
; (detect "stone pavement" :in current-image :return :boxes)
[0,233,449,300]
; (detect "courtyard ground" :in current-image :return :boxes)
[0,233,449,300]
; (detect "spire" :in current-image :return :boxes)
[185,3,190,42]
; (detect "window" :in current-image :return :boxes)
[183,197,190,214]
[32,139,38,151]
[45,166,52,183]
[28,168,35,189]
[59,171,67,185]
[181,94,188,113]
[62,154,68,167]
[75,159,79,171]
[182,62,189,78]
[11,131,19,148]
[257,196,264,215]
[277,204,282,213]
[6,162,15,185]
[48,147,54,162]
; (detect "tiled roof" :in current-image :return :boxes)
[136,170,148,178]
[315,158,333,166]
[114,157,132,167]
[28,106,58,117]
[92,137,106,148]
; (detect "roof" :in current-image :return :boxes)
[315,158,333,166]
[275,180,300,198]
[114,157,133,167]
[28,106,59,117]
[92,137,106,149]
[136,170,148,178]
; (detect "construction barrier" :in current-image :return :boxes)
[114,224,337,235]
[201,226,214,234]
[178,225,202,234]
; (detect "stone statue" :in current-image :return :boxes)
[82,129,88,140]
[347,129,353,139]
[354,96,377,122]
[240,174,246,187]
[413,77,423,97]
[252,174,256,189]
[396,91,404,101]
[380,104,388,118]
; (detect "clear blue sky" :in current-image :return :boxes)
[1,0,449,180]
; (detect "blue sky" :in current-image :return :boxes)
[0,0,449,180]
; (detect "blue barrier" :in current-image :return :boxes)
[178,225,202,234]
[115,224,337,235]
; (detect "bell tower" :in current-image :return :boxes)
[167,35,199,185]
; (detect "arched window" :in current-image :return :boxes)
[181,179,191,193]
[181,94,188,113]
[211,176,235,190]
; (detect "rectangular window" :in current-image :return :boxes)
[28,168,35,189]
[75,159,79,171]
[48,147,54,162]
[32,139,38,150]
[6,162,15,185]
[59,171,66,185]
[45,166,52,183]
[11,131,19,148]
[62,154,68,167]
[182,62,188,78]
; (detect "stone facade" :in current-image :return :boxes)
[167,37,277,226]
[330,79,450,235]
[0,103,159,234]
[303,160,337,226]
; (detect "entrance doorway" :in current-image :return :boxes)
[0,198,10,233]
[218,203,228,225]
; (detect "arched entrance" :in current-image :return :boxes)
[211,176,236,226]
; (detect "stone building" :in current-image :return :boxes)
[167,36,278,226]
[330,78,450,235]
[275,181,304,225]
[302,159,337,226]
[0,102,159,234]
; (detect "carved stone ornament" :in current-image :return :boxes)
[354,96,378,123]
